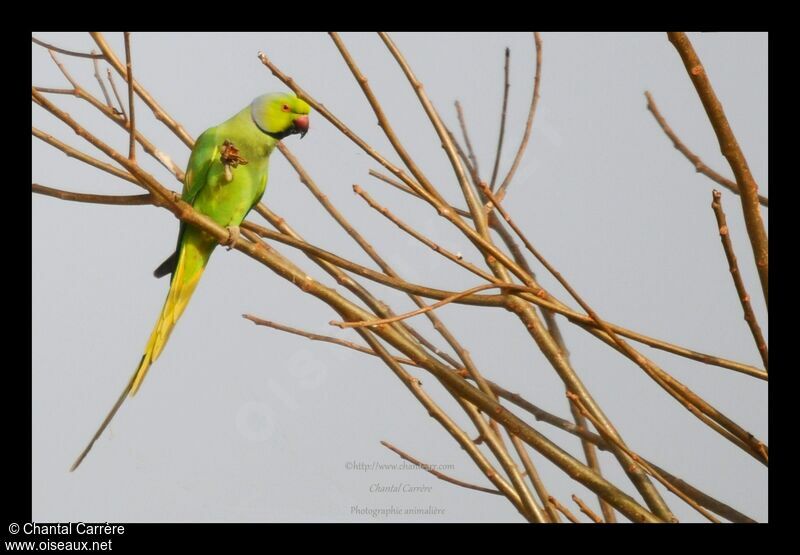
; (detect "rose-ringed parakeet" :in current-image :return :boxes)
[71,92,310,471]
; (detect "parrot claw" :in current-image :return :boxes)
[223,225,240,250]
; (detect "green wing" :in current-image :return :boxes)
[182,128,220,204]
[153,128,220,279]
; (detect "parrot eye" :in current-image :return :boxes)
[281,104,290,112]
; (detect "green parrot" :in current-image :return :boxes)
[71,92,311,471]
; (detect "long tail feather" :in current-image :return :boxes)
[70,230,213,471]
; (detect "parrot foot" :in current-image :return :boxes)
[223,225,241,251]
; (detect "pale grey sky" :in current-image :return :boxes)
[32,32,767,522]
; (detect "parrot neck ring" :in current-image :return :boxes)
[251,113,308,140]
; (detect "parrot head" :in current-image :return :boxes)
[250,92,311,140]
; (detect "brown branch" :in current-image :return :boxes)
[645,91,767,207]
[330,283,533,329]
[123,33,136,161]
[496,32,542,201]
[489,47,510,190]
[380,441,503,496]
[548,496,581,523]
[711,191,768,370]
[242,314,418,366]
[667,32,768,307]
[32,87,73,94]
[571,495,603,523]
[32,36,104,59]
[33,184,156,206]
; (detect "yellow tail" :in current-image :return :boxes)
[129,244,207,396]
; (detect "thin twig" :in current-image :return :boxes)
[330,283,534,329]
[123,33,136,161]
[32,87,73,94]
[242,314,417,366]
[455,101,480,177]
[496,32,542,200]
[645,91,767,207]
[91,51,114,111]
[32,36,104,59]
[571,495,603,523]
[32,127,138,185]
[367,170,473,219]
[107,69,128,119]
[354,184,497,283]
[489,47,511,190]
[380,441,503,496]
[667,32,768,307]
[710,191,768,370]
[33,184,156,206]
[47,49,79,89]
[548,496,581,523]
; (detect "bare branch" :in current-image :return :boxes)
[645,91,767,207]
[380,441,503,496]
[711,191,768,370]
[496,32,543,200]
[32,36,103,59]
[489,47,510,190]
[33,184,156,206]
[548,496,581,523]
[572,494,603,523]
[123,33,136,161]
[667,32,768,307]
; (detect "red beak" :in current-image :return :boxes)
[293,115,309,138]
